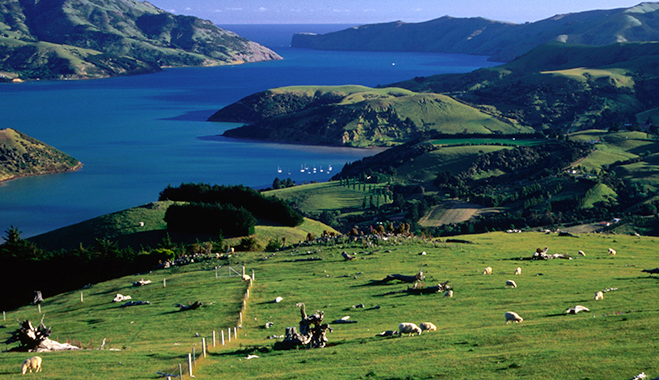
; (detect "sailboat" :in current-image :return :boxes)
[277,166,282,173]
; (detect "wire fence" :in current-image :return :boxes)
[155,267,254,379]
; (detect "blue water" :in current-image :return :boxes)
[0,24,500,238]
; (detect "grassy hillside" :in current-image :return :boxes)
[0,128,81,182]
[392,42,659,133]
[29,200,337,252]
[212,85,530,147]
[2,232,658,379]
[0,0,281,80]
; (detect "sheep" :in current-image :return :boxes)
[578,250,586,257]
[273,296,284,303]
[514,267,522,275]
[483,266,493,275]
[398,322,422,336]
[608,248,616,256]
[565,305,590,314]
[138,221,144,227]
[227,247,235,254]
[505,280,517,288]
[419,322,437,332]
[443,290,453,298]
[594,291,604,300]
[242,274,252,282]
[21,356,42,374]
[504,311,523,324]
[112,294,131,302]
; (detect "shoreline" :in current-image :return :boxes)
[0,162,83,185]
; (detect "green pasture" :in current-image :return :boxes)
[267,181,390,214]
[2,232,659,379]
[429,138,546,147]
[396,145,511,183]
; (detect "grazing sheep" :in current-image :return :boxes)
[21,356,42,374]
[578,250,586,257]
[112,294,131,302]
[514,267,522,275]
[608,248,616,256]
[483,266,493,275]
[505,280,517,288]
[398,322,422,336]
[419,322,437,332]
[273,296,284,303]
[138,221,144,227]
[443,290,453,298]
[242,274,252,282]
[565,305,590,314]
[504,311,523,324]
[227,247,235,254]
[594,291,604,301]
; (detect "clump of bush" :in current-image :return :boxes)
[164,203,256,236]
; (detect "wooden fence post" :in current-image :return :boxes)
[239,312,243,326]
[212,330,216,347]
[234,327,237,340]
[188,353,193,377]
[192,347,196,366]
[252,269,255,281]
[163,278,166,288]
[178,364,182,379]
[221,330,225,345]
[202,337,206,358]
[80,292,84,302]
[227,327,231,342]
[37,304,41,314]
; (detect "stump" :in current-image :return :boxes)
[274,303,332,350]
[5,318,80,352]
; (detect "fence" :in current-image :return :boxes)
[155,266,254,378]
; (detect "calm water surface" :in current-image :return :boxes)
[0,25,500,237]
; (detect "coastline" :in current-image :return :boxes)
[0,162,83,185]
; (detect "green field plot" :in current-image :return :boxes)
[4,232,658,379]
[267,181,390,213]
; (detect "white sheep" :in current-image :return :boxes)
[514,267,521,275]
[419,322,437,332]
[443,290,453,298]
[578,250,586,257]
[608,248,616,256]
[594,291,604,300]
[505,280,517,288]
[483,266,493,275]
[565,305,590,314]
[504,311,523,324]
[21,356,42,374]
[113,294,131,302]
[242,274,252,282]
[273,296,283,303]
[398,322,422,336]
[138,221,144,227]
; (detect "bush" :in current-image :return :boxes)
[164,202,256,236]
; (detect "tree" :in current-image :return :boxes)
[273,177,282,189]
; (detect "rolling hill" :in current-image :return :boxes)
[210,85,530,147]
[0,128,81,182]
[292,2,659,62]
[0,0,281,80]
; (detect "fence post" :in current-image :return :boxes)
[215,267,218,279]
[239,312,243,326]
[221,330,225,345]
[228,327,231,342]
[178,364,182,379]
[38,304,41,314]
[212,330,216,347]
[3,311,5,321]
[252,269,255,281]
[192,347,196,366]
[202,337,206,358]
[80,292,84,302]
[163,278,166,288]
[234,327,237,340]
[188,353,193,377]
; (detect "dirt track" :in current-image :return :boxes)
[419,200,497,227]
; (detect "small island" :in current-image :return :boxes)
[0,128,82,183]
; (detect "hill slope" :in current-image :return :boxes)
[0,0,281,80]
[210,85,530,147]
[0,128,81,182]
[391,42,659,132]
[292,2,659,62]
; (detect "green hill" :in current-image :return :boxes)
[211,85,530,147]
[0,0,281,80]
[391,42,659,132]
[292,3,659,62]
[0,128,81,182]
[2,231,659,379]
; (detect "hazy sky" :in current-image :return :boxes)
[148,0,646,24]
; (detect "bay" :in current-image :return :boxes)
[0,24,500,238]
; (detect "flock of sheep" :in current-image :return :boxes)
[396,246,621,337]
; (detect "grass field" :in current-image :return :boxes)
[3,231,659,379]
[419,200,499,227]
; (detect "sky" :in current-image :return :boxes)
[147,0,647,25]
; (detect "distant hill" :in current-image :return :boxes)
[209,85,530,147]
[390,42,659,131]
[0,128,81,182]
[292,3,659,61]
[0,0,281,80]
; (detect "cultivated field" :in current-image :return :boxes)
[2,231,658,379]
